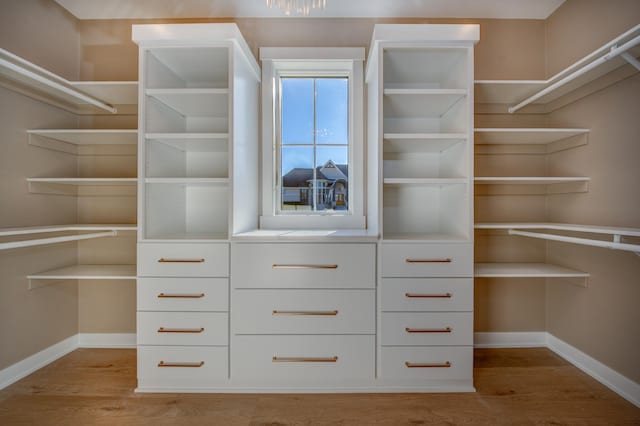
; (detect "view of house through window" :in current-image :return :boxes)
[279,77,349,212]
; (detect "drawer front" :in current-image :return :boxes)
[381,346,472,381]
[231,243,375,289]
[138,243,229,277]
[381,278,472,312]
[233,290,375,334]
[232,335,374,384]
[137,312,228,346]
[381,313,472,346]
[138,346,228,389]
[138,278,228,312]
[382,243,472,278]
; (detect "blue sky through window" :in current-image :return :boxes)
[281,77,348,176]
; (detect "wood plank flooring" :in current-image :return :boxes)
[0,348,638,425]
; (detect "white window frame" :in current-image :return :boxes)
[260,47,365,230]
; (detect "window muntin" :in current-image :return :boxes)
[278,76,350,213]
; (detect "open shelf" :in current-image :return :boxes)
[474,263,589,278]
[146,133,229,179]
[27,129,137,145]
[146,88,228,116]
[475,177,590,185]
[382,233,469,242]
[384,48,469,90]
[475,24,640,113]
[474,128,589,145]
[145,178,229,184]
[27,178,137,186]
[385,178,467,185]
[28,264,136,280]
[384,89,467,117]
[146,95,228,133]
[383,133,466,153]
[146,46,229,89]
[0,224,136,237]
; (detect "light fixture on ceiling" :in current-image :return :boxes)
[266,0,327,16]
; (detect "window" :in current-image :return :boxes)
[280,77,349,213]
[260,48,365,230]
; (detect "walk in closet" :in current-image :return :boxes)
[0,0,638,410]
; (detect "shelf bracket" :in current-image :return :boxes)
[620,52,640,71]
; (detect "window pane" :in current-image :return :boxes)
[281,146,313,211]
[316,78,348,145]
[281,78,314,145]
[316,146,349,211]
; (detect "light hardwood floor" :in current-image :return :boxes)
[0,348,638,425]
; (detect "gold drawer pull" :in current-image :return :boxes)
[405,361,451,368]
[158,293,205,299]
[272,310,338,316]
[272,264,338,269]
[157,327,205,333]
[158,258,205,263]
[272,356,338,363]
[405,293,452,298]
[405,327,452,333]
[158,361,204,368]
[406,258,452,263]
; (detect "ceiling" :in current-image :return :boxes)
[54,0,566,20]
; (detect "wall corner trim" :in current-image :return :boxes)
[0,334,78,390]
[546,333,640,408]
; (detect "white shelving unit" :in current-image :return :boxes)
[367,24,479,392]
[475,24,640,113]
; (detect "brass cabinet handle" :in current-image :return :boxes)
[158,293,205,299]
[158,258,205,263]
[405,327,452,333]
[158,361,204,368]
[405,361,451,368]
[272,356,338,363]
[272,264,338,269]
[405,293,452,298]
[272,310,338,316]
[157,327,205,333]
[405,258,452,263]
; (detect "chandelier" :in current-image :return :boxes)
[266,0,327,16]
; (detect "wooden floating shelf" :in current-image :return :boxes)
[474,263,589,278]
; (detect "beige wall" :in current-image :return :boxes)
[0,0,80,370]
[544,0,640,383]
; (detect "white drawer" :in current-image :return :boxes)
[381,278,472,312]
[232,335,374,385]
[380,346,473,382]
[233,289,375,334]
[138,243,229,277]
[137,312,228,346]
[381,312,473,346]
[231,243,375,289]
[137,346,228,389]
[137,278,228,312]
[382,243,472,278]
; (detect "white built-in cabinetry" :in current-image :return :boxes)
[367,25,478,391]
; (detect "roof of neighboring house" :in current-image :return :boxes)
[283,162,348,188]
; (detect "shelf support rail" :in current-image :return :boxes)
[508,34,640,113]
[0,231,118,251]
[508,229,640,254]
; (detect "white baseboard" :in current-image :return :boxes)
[0,334,78,390]
[77,333,136,348]
[546,333,640,408]
[474,331,547,348]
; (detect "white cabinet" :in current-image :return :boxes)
[133,23,260,392]
[367,24,479,391]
